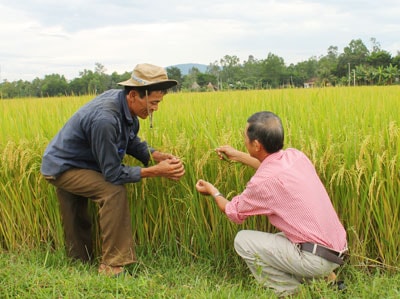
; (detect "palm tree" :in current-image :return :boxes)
[384,64,399,85]
[374,66,385,85]
[354,65,367,85]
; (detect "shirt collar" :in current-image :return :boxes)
[120,90,134,126]
[262,150,284,164]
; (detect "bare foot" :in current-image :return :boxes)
[98,263,124,277]
[326,272,337,283]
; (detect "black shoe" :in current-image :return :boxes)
[335,280,346,292]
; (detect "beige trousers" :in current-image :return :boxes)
[46,168,136,267]
[234,230,339,296]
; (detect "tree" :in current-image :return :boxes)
[111,71,130,87]
[180,67,201,91]
[41,74,68,96]
[88,78,101,94]
[261,53,286,88]
[219,55,242,88]
[242,55,264,88]
[288,57,318,87]
[196,73,217,88]
[384,64,399,85]
[286,64,302,87]
[369,37,381,53]
[93,62,112,92]
[31,78,43,97]
[0,81,17,98]
[343,39,369,64]
[166,66,182,91]
[71,68,109,95]
[316,66,336,87]
[2,39,400,100]
[374,66,385,85]
[391,52,400,69]
[354,64,374,85]
[95,62,107,74]
[69,77,86,95]
[337,39,369,79]
[368,50,392,68]
[317,46,339,86]
[206,61,221,89]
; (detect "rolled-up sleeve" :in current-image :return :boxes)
[225,195,247,224]
[224,179,273,224]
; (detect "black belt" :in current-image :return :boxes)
[299,243,346,265]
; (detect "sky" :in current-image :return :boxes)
[0,0,399,82]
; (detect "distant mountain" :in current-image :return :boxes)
[166,63,208,75]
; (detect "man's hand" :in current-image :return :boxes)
[157,158,185,180]
[195,179,218,196]
[196,179,228,212]
[216,145,260,169]
[151,150,177,162]
[141,157,185,180]
[215,145,241,162]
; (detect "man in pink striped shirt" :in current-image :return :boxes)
[196,111,347,296]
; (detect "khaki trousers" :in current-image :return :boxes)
[46,168,136,266]
[234,230,339,296]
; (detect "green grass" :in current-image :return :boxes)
[1,247,399,299]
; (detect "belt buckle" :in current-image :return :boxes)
[337,248,348,258]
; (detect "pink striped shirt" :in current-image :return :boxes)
[225,148,347,251]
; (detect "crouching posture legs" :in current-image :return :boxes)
[234,230,339,296]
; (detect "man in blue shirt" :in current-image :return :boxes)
[41,63,185,276]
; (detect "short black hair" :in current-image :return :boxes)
[246,111,284,153]
[124,86,168,98]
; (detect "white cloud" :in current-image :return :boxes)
[0,0,399,81]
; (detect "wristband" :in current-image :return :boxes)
[213,192,224,199]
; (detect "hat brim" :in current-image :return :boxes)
[117,79,178,90]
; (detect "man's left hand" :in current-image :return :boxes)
[152,151,178,162]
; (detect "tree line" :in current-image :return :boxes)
[1,38,399,99]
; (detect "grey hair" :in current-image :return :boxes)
[246,111,284,153]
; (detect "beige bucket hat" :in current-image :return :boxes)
[118,63,178,90]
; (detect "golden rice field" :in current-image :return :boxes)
[0,86,399,270]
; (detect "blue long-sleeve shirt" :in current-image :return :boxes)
[41,89,154,184]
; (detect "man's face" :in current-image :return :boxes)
[127,90,164,119]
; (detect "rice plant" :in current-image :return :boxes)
[0,86,399,269]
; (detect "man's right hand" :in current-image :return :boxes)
[141,157,185,180]
[215,145,241,162]
[216,145,260,169]
[157,158,185,180]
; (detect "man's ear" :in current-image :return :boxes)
[253,140,261,152]
[129,90,141,103]
[129,90,136,98]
